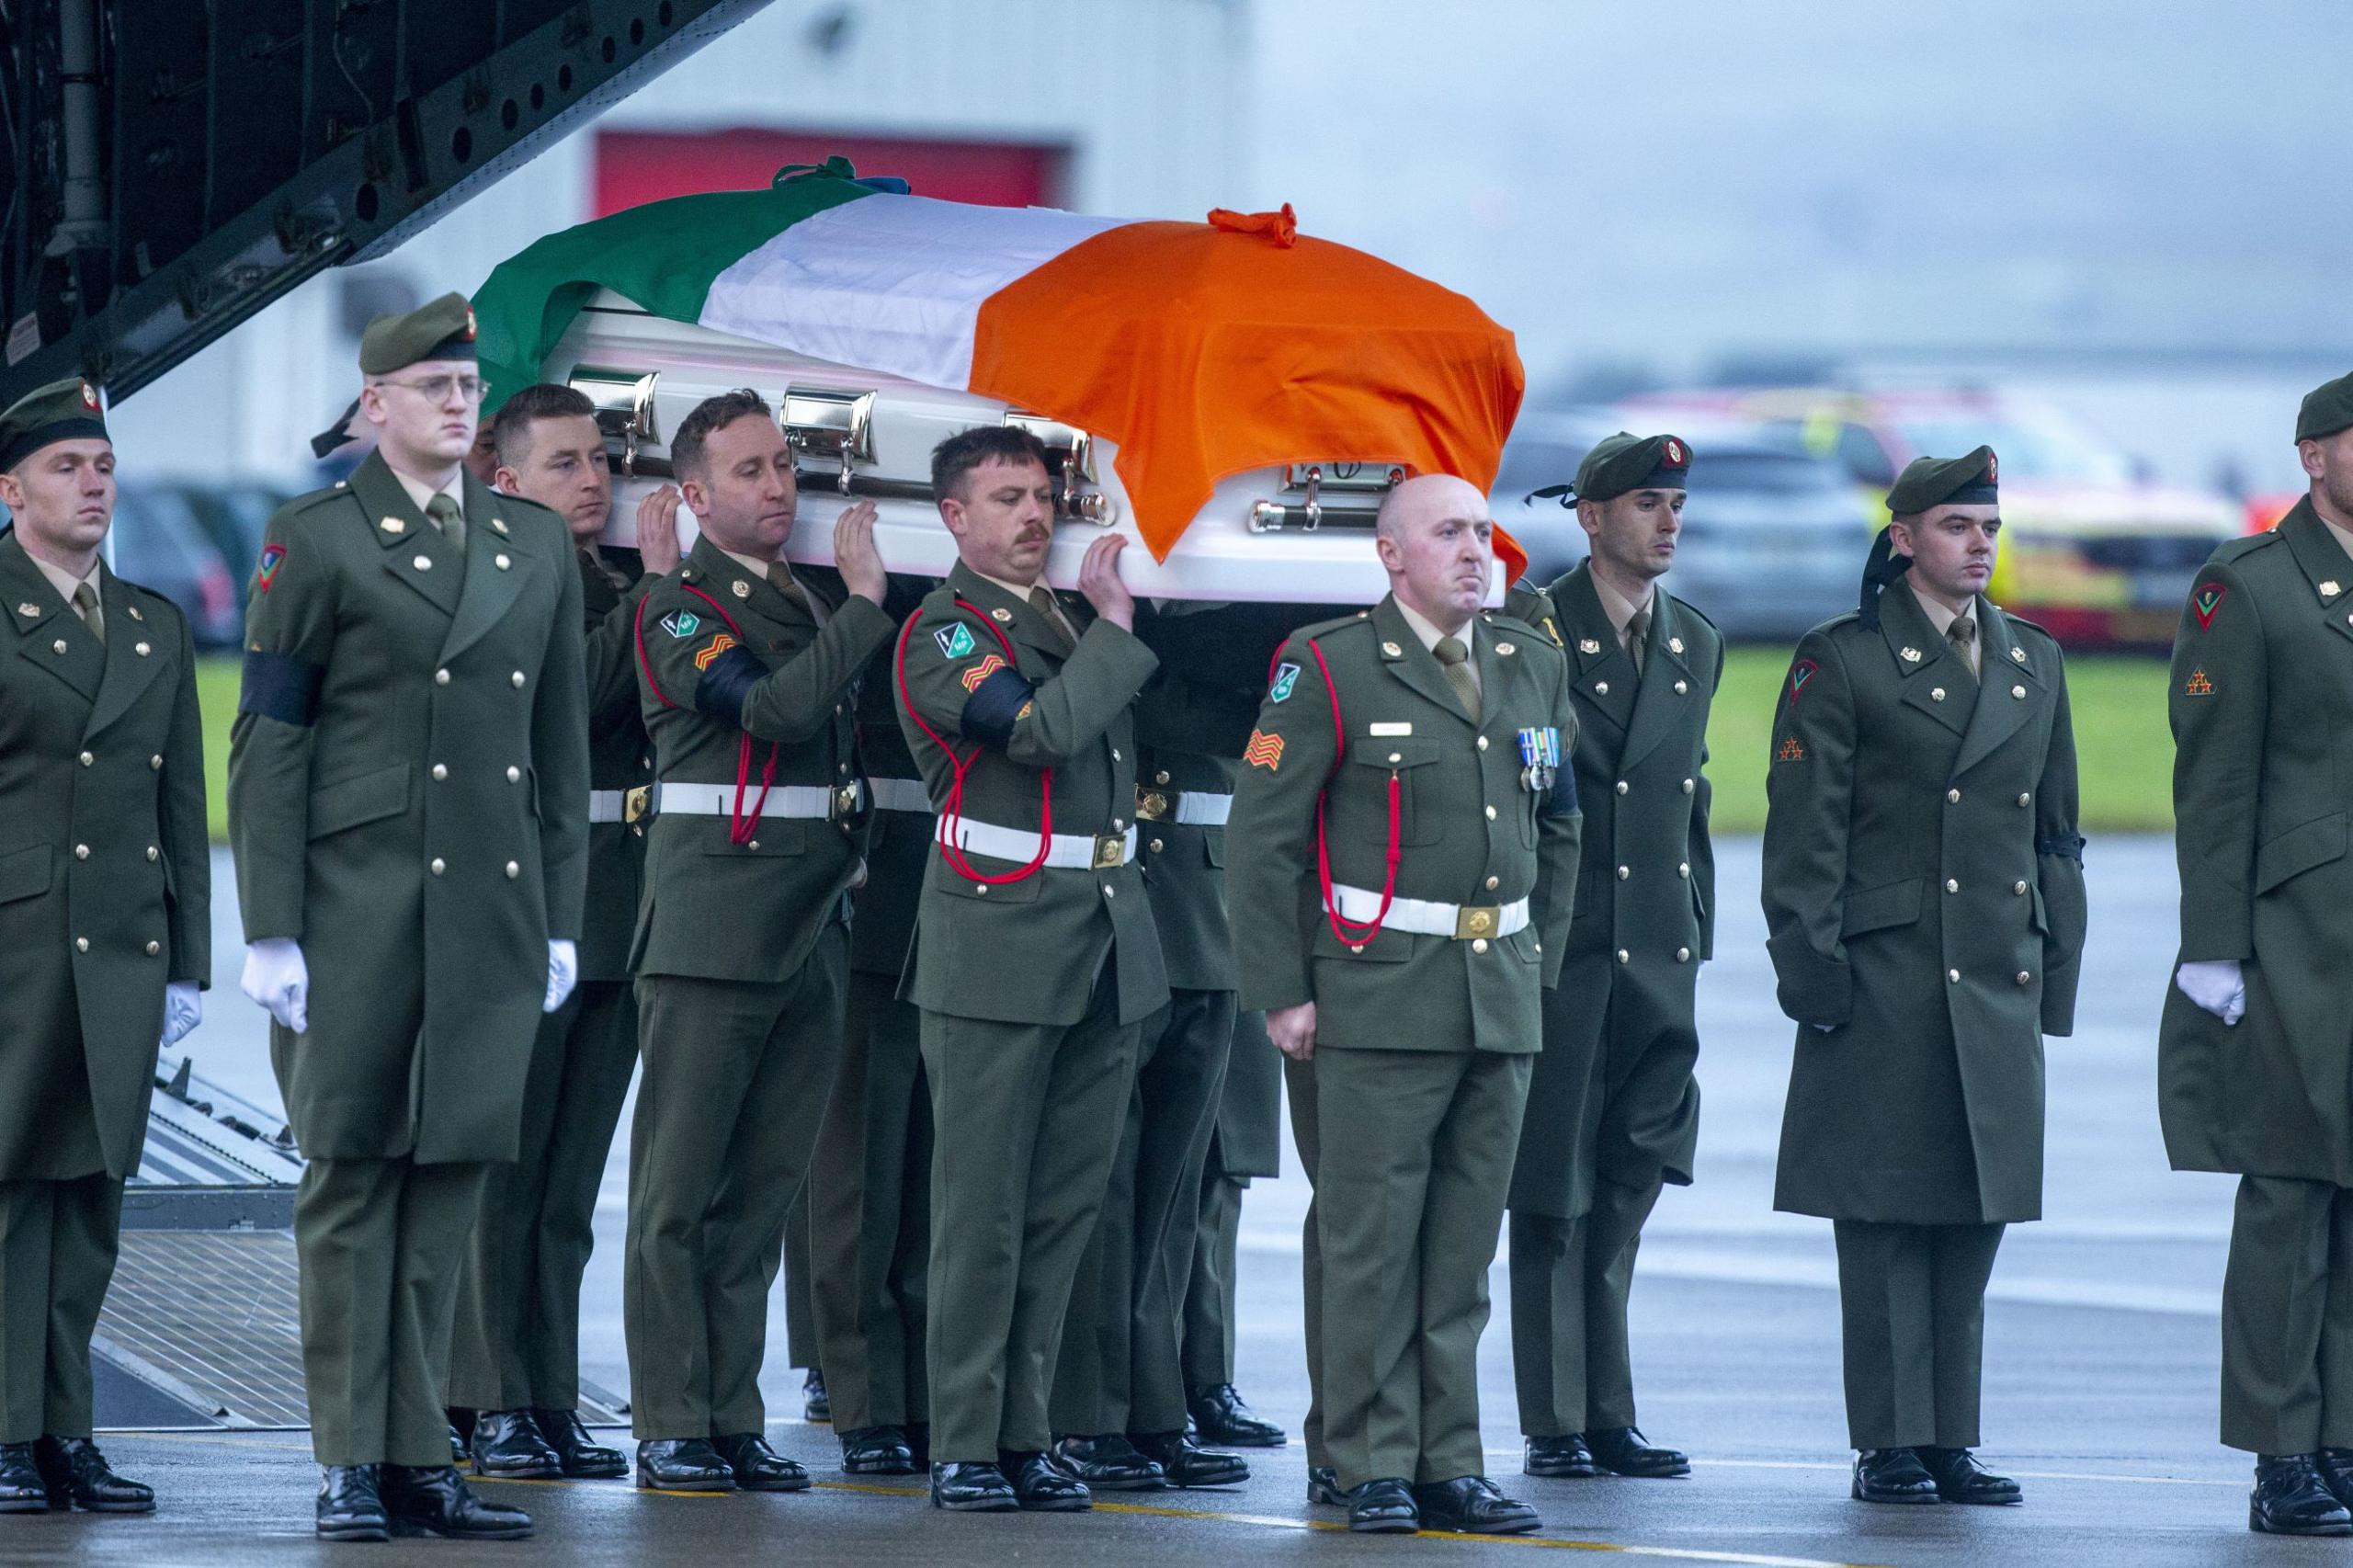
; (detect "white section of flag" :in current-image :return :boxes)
[697,194,1130,392]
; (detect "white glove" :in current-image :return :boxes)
[2175,959,2245,1027]
[545,939,578,1014]
[241,938,310,1033]
[161,981,202,1048]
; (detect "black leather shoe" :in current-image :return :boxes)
[840,1425,918,1475]
[1588,1424,1689,1477]
[1346,1476,1420,1533]
[2254,1453,2353,1535]
[531,1408,627,1480]
[32,1437,153,1513]
[1131,1429,1248,1487]
[1005,1449,1090,1510]
[1851,1448,1939,1504]
[1308,1464,1345,1506]
[447,1416,471,1466]
[1415,1474,1541,1535]
[468,1409,562,1479]
[1185,1382,1287,1448]
[801,1369,831,1423]
[907,1422,932,1471]
[315,1463,389,1541]
[930,1460,1017,1511]
[0,1444,47,1514]
[1916,1446,2021,1505]
[635,1437,735,1492]
[1525,1433,1601,1479]
[381,1464,532,1540]
[1048,1433,1165,1490]
[711,1432,810,1492]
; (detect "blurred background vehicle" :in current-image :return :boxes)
[109,485,245,650]
[1619,386,2239,648]
[173,482,289,585]
[1495,410,1865,642]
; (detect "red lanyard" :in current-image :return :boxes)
[1279,638,1403,947]
[633,583,779,846]
[892,600,1054,884]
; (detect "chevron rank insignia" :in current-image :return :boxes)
[961,653,1006,693]
[256,544,288,591]
[1270,662,1300,702]
[1787,658,1817,700]
[1244,729,1285,771]
[660,609,700,640]
[935,622,976,659]
[692,633,739,671]
[2183,667,2214,697]
[1777,735,1806,762]
[2190,581,2226,630]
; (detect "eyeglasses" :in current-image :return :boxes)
[377,374,489,404]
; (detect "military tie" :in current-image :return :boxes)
[1433,633,1481,723]
[1948,613,1978,681]
[1029,585,1076,653]
[72,581,102,644]
[1626,605,1650,675]
[426,491,465,555]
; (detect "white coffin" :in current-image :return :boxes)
[544,291,1502,606]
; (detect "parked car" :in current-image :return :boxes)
[1495,412,1866,642]
[1618,386,2240,647]
[109,483,243,649]
[172,481,287,581]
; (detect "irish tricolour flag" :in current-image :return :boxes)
[474,160,1524,564]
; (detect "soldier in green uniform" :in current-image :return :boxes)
[1050,645,1257,1489]
[621,389,892,1492]
[2161,373,2353,1535]
[1762,447,2086,1507]
[0,379,206,1516]
[230,294,589,1542]
[444,383,678,1480]
[894,426,1165,1514]
[1504,433,1717,1483]
[810,573,938,1475]
[1179,1009,1289,1449]
[1230,473,1581,1535]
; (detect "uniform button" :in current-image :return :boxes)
[1682,778,1694,795]
[1154,770,1171,786]
[748,841,760,852]
[974,883,989,896]
[1485,875,1500,890]
[150,755,162,770]
[834,703,843,715]
[839,762,849,775]
[494,553,512,571]
[1947,969,1960,983]
[145,940,161,957]
[78,751,93,767]
[1947,788,1961,803]
[1595,681,1609,695]
[74,845,88,860]
[1676,948,1691,963]
[413,553,433,571]
[1111,818,1123,831]
[2014,880,2029,895]
[1389,752,1404,764]
[505,861,520,879]
[1111,748,1121,762]
[2017,971,2032,985]
[2012,685,2026,699]
[1945,879,1960,893]
[1472,937,1489,954]
[1930,687,1947,702]
[2018,792,2031,808]
[146,846,158,862]
[430,858,446,875]
[1476,735,1489,751]
[631,824,644,837]
[1103,885,1116,899]
[1484,804,1497,820]
[1674,679,1688,694]
[511,671,527,688]
[1615,780,1629,796]
[1617,865,1630,881]
[51,638,66,654]
[435,668,450,686]
[1534,942,1542,955]
[1616,949,1630,964]
[431,764,449,781]
[1677,862,1690,879]
[506,766,521,783]
[1150,837,1165,854]
[74,937,88,953]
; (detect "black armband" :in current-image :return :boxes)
[694,644,767,728]
[238,650,324,727]
[2036,832,2086,864]
[1544,765,1580,818]
[960,666,1037,751]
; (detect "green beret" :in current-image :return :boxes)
[0,377,108,471]
[1886,445,1998,515]
[2296,371,2353,443]
[1572,431,1692,502]
[359,291,478,375]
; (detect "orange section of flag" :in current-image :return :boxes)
[969,216,1529,583]
[1244,730,1285,771]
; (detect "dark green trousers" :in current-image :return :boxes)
[1052,985,1234,1437]
[785,1188,817,1372]
[1508,1175,1662,1437]
[920,970,1141,1461]
[1283,1052,1327,1469]
[1181,1162,1246,1388]
[0,1175,122,1444]
[2221,1175,2353,1454]
[297,1157,490,1465]
[625,927,847,1438]
[1831,1219,2005,1450]
[448,977,637,1413]
[811,969,932,1434]
[1316,1047,1532,1491]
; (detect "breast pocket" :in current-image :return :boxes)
[1350,734,1442,846]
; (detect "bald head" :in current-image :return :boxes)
[1373,472,1494,631]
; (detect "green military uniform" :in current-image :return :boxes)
[1499,432,1722,1450]
[809,575,938,1444]
[1051,654,1256,1448]
[623,536,892,1440]
[449,540,653,1419]
[1229,596,1581,1491]
[2161,379,2353,1454]
[0,383,210,1447]
[230,298,590,1470]
[1761,448,2086,1452]
[1180,1008,1284,1395]
[893,562,1167,1462]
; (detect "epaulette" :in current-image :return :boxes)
[2208,529,2284,568]
[276,480,360,517]
[1284,608,1375,644]
[1478,608,1556,645]
[1667,591,1722,640]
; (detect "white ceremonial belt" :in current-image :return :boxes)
[1329,883,1530,940]
[653,780,863,819]
[587,790,628,824]
[869,777,932,813]
[938,818,1138,870]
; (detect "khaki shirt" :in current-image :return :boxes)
[28,548,102,640]
[1908,579,1981,676]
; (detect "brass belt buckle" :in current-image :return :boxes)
[1092,834,1127,869]
[1134,787,1171,822]
[1454,904,1501,940]
[833,784,861,818]
[624,786,651,824]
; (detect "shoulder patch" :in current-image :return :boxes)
[1786,658,1817,701]
[935,622,976,659]
[660,608,701,640]
[960,653,1007,693]
[1777,735,1806,762]
[2183,667,2214,697]
[1244,730,1285,771]
[256,544,288,591]
[692,633,739,671]
[1269,662,1300,702]
[2189,581,2226,631]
